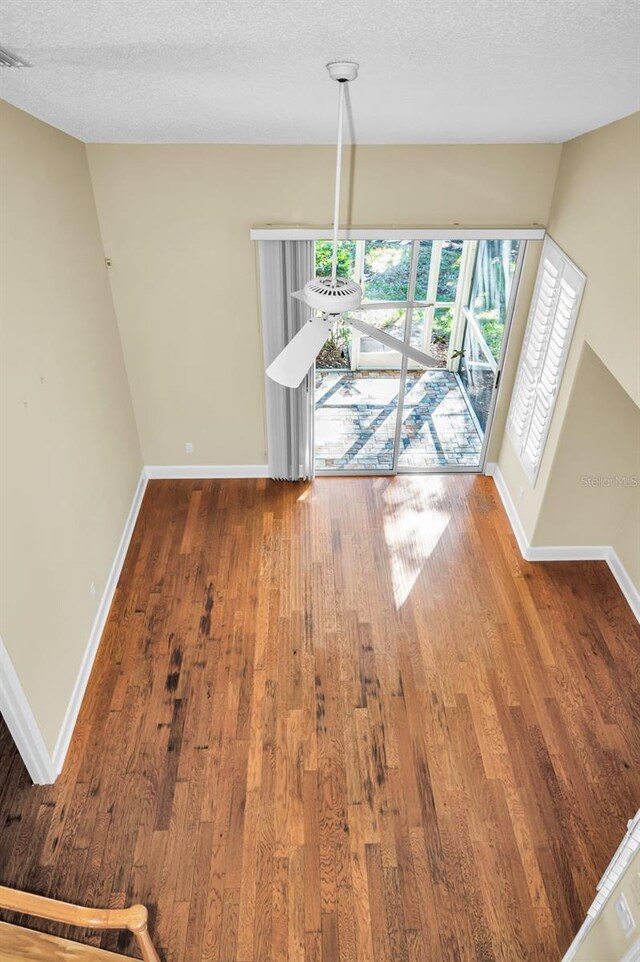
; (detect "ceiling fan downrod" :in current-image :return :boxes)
[330,74,346,285]
[326,61,359,288]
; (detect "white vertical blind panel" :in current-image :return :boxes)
[507,237,585,483]
[259,240,316,480]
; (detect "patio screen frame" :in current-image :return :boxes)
[461,240,527,472]
[251,228,544,477]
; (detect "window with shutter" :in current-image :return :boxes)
[507,237,586,484]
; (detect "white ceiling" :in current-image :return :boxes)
[0,0,638,144]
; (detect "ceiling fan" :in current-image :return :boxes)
[265,61,440,388]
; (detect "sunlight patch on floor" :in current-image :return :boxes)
[382,478,450,608]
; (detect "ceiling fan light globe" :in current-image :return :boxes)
[301,277,362,313]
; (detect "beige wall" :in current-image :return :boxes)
[548,113,640,407]
[535,345,640,587]
[85,143,561,466]
[497,113,640,590]
[571,847,640,962]
[0,101,142,755]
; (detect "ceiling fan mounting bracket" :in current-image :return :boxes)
[326,61,359,83]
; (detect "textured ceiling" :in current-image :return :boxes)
[0,0,638,144]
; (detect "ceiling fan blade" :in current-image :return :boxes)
[346,316,440,368]
[290,289,307,303]
[266,317,332,388]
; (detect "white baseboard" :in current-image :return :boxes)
[39,465,271,777]
[485,461,533,559]
[3,464,274,785]
[0,636,56,784]
[50,465,269,774]
[145,464,269,479]
[50,468,149,776]
[486,462,640,622]
[607,548,640,624]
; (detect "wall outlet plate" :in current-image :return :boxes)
[615,893,636,937]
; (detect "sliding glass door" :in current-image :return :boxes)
[315,333,403,472]
[314,236,525,475]
[457,239,523,438]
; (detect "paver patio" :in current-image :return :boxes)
[315,368,483,472]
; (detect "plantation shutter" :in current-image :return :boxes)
[507,237,585,483]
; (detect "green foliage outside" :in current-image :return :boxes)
[432,307,453,344]
[315,240,462,307]
[469,240,519,358]
[315,241,356,281]
[362,241,412,300]
[475,312,504,357]
[315,240,461,355]
[314,239,517,365]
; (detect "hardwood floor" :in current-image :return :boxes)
[1,476,639,961]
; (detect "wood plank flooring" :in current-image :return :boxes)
[1,476,639,961]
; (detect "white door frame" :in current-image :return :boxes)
[456,240,528,474]
[250,228,545,241]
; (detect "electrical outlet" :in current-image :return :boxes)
[185,442,193,454]
[90,581,97,599]
[615,893,635,937]
[519,487,524,502]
